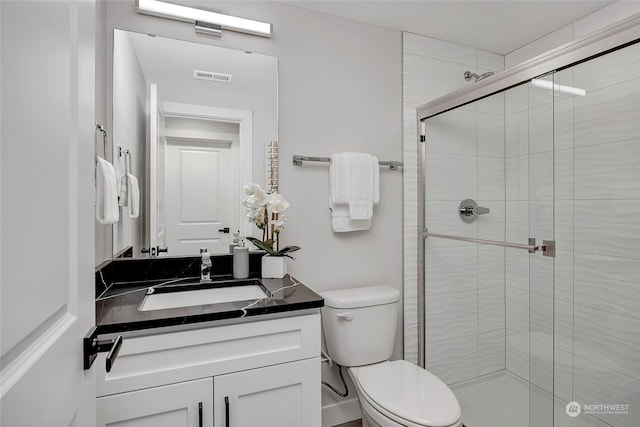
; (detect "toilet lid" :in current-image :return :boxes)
[355,360,461,427]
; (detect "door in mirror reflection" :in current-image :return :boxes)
[165,119,239,255]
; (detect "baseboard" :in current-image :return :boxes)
[322,398,362,427]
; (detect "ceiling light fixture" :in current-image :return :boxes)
[136,0,273,38]
[530,79,586,96]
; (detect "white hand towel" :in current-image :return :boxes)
[96,157,119,224]
[329,152,379,232]
[127,173,140,219]
[118,174,128,207]
[348,153,376,220]
[329,153,350,206]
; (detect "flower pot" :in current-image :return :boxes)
[261,255,287,279]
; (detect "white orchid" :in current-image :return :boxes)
[242,183,300,258]
[268,193,290,215]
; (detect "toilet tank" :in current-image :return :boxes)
[320,285,399,367]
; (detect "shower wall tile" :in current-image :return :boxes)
[478,245,505,288]
[477,200,505,241]
[573,42,640,92]
[529,103,554,154]
[506,247,530,291]
[529,152,554,201]
[403,102,420,129]
[573,356,640,427]
[554,97,574,151]
[403,32,477,66]
[506,155,529,201]
[404,54,475,104]
[477,112,505,157]
[529,255,553,299]
[425,245,477,295]
[554,349,574,403]
[505,110,529,157]
[403,32,506,378]
[426,290,478,341]
[479,287,505,333]
[530,201,553,241]
[554,149,574,200]
[506,287,529,336]
[574,252,640,320]
[424,109,478,155]
[554,250,574,303]
[555,298,574,354]
[574,138,640,200]
[426,334,478,385]
[506,330,529,381]
[574,305,640,380]
[574,199,640,259]
[506,201,530,243]
[476,91,504,116]
[573,79,640,148]
[505,84,529,115]
[425,154,477,201]
[555,201,574,252]
[530,293,553,347]
[478,330,506,375]
[478,157,505,200]
[530,339,554,393]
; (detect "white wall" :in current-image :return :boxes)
[106,2,402,425]
[112,30,147,257]
[402,32,505,365]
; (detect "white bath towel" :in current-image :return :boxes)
[96,157,119,224]
[348,154,378,220]
[126,173,140,219]
[329,152,379,232]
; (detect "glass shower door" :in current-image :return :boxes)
[421,78,556,427]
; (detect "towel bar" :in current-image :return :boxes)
[293,154,403,170]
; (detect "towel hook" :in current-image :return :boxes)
[95,123,107,156]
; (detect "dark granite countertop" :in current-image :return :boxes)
[95,274,324,335]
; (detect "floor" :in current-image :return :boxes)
[334,420,362,427]
[452,371,610,427]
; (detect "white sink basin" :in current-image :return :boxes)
[138,284,269,311]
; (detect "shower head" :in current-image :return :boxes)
[464,71,495,82]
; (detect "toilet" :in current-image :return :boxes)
[321,285,462,427]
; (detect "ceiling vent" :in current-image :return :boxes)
[193,70,233,83]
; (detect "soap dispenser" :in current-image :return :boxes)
[233,237,249,279]
[229,230,240,254]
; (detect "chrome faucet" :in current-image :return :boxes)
[200,248,212,282]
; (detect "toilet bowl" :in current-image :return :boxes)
[320,286,462,427]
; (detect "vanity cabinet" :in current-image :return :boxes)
[97,377,213,427]
[96,313,321,427]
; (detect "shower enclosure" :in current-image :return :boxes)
[417,16,640,427]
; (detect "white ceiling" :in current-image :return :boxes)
[127,30,278,98]
[283,1,615,54]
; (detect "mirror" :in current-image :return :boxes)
[110,29,278,258]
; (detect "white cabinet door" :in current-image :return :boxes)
[97,378,213,427]
[214,358,321,427]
